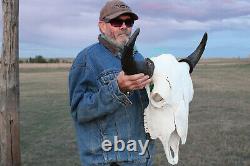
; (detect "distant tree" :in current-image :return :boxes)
[48,58,60,63]
[35,55,47,63]
[28,55,47,63]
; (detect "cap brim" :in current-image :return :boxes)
[105,11,138,21]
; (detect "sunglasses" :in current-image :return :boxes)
[108,18,134,28]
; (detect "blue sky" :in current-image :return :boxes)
[0,0,250,58]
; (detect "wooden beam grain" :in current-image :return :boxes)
[0,0,21,165]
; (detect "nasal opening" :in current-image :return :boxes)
[151,93,163,102]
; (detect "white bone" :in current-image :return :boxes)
[144,54,194,165]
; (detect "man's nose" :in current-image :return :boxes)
[120,22,127,29]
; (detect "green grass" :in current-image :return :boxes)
[153,62,250,166]
[19,60,250,166]
[20,70,80,166]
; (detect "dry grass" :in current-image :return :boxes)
[20,63,71,68]
[154,60,250,166]
[18,60,250,166]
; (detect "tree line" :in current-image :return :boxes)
[18,55,72,63]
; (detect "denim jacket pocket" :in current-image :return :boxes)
[98,68,132,107]
[98,68,120,86]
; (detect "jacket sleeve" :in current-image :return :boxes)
[68,62,132,124]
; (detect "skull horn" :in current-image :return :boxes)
[121,28,155,77]
[179,32,208,73]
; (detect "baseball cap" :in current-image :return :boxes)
[99,0,139,22]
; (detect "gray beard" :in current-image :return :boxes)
[101,34,129,50]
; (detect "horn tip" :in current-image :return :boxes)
[134,28,140,35]
[204,32,208,39]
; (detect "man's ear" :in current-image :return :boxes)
[99,21,107,34]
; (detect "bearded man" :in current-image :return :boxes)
[68,0,155,165]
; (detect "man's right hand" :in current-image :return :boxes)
[117,71,151,93]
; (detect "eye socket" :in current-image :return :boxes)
[152,93,163,102]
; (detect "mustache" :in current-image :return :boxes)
[118,30,131,36]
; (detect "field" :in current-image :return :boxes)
[18,59,250,166]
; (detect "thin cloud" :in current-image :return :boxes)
[135,0,250,21]
[0,0,249,57]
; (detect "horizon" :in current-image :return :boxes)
[10,55,250,60]
[0,0,250,58]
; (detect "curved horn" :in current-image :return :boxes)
[121,28,155,77]
[179,32,208,73]
[121,28,140,75]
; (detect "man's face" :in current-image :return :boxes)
[99,15,134,47]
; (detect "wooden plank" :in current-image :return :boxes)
[0,0,21,165]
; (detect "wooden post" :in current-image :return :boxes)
[0,0,21,166]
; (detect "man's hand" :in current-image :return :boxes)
[117,71,151,93]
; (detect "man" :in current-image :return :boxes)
[69,0,155,165]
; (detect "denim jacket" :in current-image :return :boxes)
[68,35,155,166]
